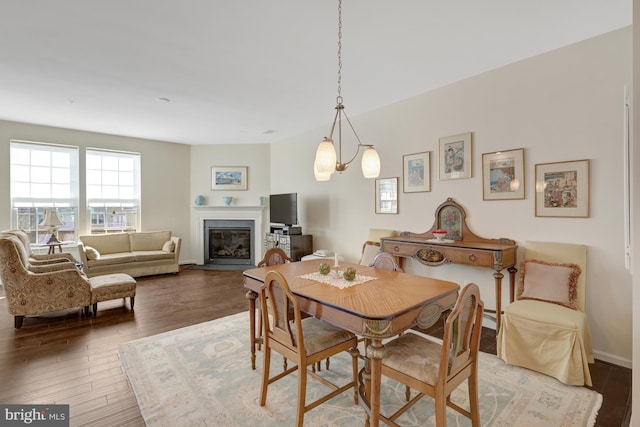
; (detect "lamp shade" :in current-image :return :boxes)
[39,210,63,227]
[314,162,332,181]
[361,147,381,178]
[314,138,337,176]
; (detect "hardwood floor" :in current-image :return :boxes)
[0,268,631,426]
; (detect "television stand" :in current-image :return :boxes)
[263,232,313,261]
[270,225,302,235]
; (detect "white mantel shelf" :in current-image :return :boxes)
[193,206,265,265]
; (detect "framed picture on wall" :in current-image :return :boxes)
[211,166,248,191]
[482,148,525,200]
[535,159,589,217]
[403,151,430,193]
[375,177,398,214]
[438,132,472,180]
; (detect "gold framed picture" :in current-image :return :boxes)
[535,159,589,217]
[403,151,430,193]
[438,132,472,180]
[482,148,525,200]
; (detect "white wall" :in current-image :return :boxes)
[270,28,633,367]
[0,120,192,261]
[187,144,271,263]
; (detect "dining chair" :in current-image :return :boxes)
[370,251,402,271]
[257,247,293,267]
[255,247,293,361]
[497,241,593,386]
[379,283,484,427]
[259,270,359,427]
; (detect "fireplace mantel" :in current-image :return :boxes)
[193,206,265,265]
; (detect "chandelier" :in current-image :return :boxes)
[313,0,381,181]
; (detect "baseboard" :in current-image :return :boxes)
[593,349,632,369]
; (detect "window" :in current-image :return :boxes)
[86,149,141,233]
[10,140,79,244]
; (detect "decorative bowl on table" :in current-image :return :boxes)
[432,229,448,241]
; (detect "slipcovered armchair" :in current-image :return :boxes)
[0,235,91,328]
[497,241,594,386]
[359,228,398,266]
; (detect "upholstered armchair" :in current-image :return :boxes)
[1,229,77,264]
[0,235,91,328]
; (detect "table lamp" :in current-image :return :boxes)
[40,209,64,244]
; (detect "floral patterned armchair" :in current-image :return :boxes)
[0,235,91,328]
[1,229,77,265]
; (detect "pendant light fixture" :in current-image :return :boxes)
[313,0,380,181]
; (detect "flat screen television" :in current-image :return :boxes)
[269,193,298,226]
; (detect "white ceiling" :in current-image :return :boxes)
[0,1,631,146]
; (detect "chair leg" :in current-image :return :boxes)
[350,346,359,404]
[260,347,271,406]
[257,309,263,351]
[468,369,481,427]
[14,315,24,329]
[434,389,447,427]
[130,296,135,310]
[93,303,98,317]
[295,363,308,427]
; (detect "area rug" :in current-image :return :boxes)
[119,312,602,426]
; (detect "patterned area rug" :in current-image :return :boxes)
[119,312,602,426]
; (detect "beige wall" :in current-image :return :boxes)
[187,144,270,263]
[0,26,632,370]
[271,27,633,367]
[632,0,639,420]
[0,120,191,259]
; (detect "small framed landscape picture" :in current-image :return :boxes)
[211,166,248,191]
[535,159,589,218]
[482,148,525,200]
[403,151,430,193]
[438,132,472,180]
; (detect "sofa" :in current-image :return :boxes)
[77,230,181,278]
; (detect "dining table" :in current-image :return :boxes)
[243,259,460,427]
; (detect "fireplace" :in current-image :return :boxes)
[204,219,255,266]
[194,206,264,268]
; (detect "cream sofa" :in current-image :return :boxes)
[77,231,181,278]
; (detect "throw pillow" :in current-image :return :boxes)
[517,259,581,309]
[85,246,100,260]
[162,240,175,253]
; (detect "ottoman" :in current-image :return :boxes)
[89,273,137,317]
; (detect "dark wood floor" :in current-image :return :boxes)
[0,268,631,426]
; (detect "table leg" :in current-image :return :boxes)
[493,270,504,331]
[366,339,385,427]
[508,266,517,303]
[245,290,258,370]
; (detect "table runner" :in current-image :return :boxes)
[299,271,377,289]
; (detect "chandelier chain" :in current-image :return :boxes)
[337,0,342,101]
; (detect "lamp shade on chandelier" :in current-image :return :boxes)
[313,0,381,181]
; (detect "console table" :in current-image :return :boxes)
[380,198,517,330]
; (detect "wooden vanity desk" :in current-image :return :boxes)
[380,198,517,330]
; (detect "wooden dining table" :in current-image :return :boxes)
[243,259,460,427]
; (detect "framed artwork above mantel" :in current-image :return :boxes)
[211,166,247,191]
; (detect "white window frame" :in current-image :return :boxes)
[86,148,141,234]
[10,140,79,244]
